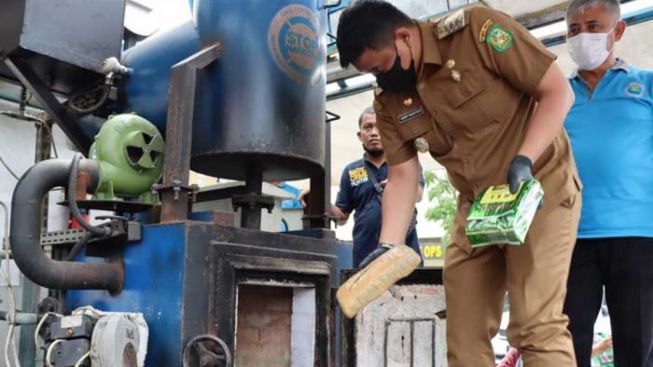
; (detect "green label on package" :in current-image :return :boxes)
[466,179,543,247]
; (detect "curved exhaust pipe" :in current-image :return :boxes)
[10,159,123,291]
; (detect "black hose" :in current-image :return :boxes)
[68,84,111,115]
[10,159,123,291]
[68,153,110,237]
[0,152,19,180]
[64,232,93,261]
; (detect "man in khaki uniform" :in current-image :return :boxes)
[336,1,582,366]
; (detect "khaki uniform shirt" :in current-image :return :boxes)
[374,6,581,210]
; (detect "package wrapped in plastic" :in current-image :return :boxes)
[336,245,421,319]
[466,179,543,247]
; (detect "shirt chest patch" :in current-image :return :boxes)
[348,167,369,187]
[624,82,646,98]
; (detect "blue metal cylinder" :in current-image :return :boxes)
[121,0,327,181]
[121,20,202,132]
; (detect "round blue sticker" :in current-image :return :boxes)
[268,4,324,85]
[624,82,646,98]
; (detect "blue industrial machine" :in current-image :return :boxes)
[1,0,349,366]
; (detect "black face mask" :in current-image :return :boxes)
[376,49,417,93]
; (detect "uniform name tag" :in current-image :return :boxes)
[398,107,424,124]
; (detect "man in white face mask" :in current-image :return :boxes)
[563,1,653,367]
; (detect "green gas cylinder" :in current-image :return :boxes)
[89,113,164,203]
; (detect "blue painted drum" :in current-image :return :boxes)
[121,0,328,181]
[191,0,327,181]
[121,20,201,133]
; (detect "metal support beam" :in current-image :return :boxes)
[160,44,222,223]
[324,118,333,223]
[240,165,264,230]
[306,171,330,228]
[3,57,91,152]
[327,64,361,84]
[304,115,333,229]
[515,2,571,29]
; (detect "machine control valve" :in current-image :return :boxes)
[37,308,147,367]
[49,315,95,340]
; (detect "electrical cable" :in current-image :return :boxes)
[0,83,61,165]
[1,83,59,162]
[0,200,19,367]
[72,305,105,319]
[10,334,18,367]
[68,84,111,115]
[0,109,60,166]
[5,324,15,367]
[0,153,19,180]
[64,232,93,261]
[73,351,90,367]
[34,312,62,352]
[68,153,110,237]
[2,83,59,160]
[34,313,50,350]
[45,339,64,367]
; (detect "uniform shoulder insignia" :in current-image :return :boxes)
[479,19,494,43]
[485,23,514,52]
[436,9,467,40]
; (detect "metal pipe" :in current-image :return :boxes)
[68,154,110,236]
[0,311,38,325]
[10,159,124,291]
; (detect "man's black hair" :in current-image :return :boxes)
[336,0,413,68]
[358,106,376,128]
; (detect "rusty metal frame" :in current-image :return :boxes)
[209,241,336,366]
[159,43,223,222]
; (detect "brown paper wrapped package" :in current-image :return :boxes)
[336,245,421,319]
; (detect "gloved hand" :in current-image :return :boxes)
[507,155,533,194]
[358,242,394,268]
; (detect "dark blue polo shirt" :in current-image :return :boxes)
[335,156,424,267]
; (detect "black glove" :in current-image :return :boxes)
[358,242,394,268]
[507,155,533,194]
